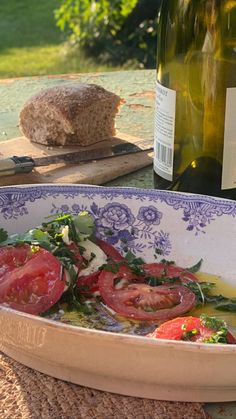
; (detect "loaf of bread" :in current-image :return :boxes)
[19,83,122,146]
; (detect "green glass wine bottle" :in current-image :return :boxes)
[154,0,236,199]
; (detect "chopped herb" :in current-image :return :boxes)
[145,275,179,286]
[59,288,94,314]
[186,259,203,273]
[185,281,216,304]
[0,227,8,243]
[90,252,96,262]
[145,276,161,286]
[203,331,229,344]
[182,329,199,340]
[78,244,86,254]
[155,248,163,255]
[72,211,94,239]
[43,213,71,223]
[99,263,120,273]
[124,250,145,275]
[200,314,226,331]
[199,314,229,344]
[160,259,175,266]
[104,229,114,236]
[215,299,236,312]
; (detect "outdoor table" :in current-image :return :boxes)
[0,70,235,419]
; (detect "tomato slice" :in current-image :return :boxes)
[142,263,198,284]
[227,331,236,344]
[148,316,236,344]
[149,316,202,340]
[95,238,124,262]
[77,270,100,295]
[0,244,66,315]
[98,267,196,321]
[0,244,33,282]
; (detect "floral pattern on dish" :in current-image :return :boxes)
[0,185,236,238]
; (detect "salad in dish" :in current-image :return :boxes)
[0,212,235,344]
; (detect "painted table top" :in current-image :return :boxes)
[0,70,235,418]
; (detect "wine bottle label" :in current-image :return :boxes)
[222,87,236,190]
[154,82,176,181]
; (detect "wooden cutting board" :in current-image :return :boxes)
[0,133,153,186]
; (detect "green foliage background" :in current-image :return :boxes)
[55,0,158,67]
[0,0,158,78]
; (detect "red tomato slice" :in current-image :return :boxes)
[148,316,236,344]
[77,270,100,295]
[95,238,124,262]
[76,264,133,296]
[98,268,196,321]
[142,263,198,284]
[149,316,202,340]
[0,244,33,282]
[0,244,66,315]
[226,332,236,344]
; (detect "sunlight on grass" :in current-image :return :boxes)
[0,0,125,79]
[0,44,120,78]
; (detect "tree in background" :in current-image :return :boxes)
[55,0,162,67]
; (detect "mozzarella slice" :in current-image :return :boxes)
[61,225,71,245]
[78,239,107,277]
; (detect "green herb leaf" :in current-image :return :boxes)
[199,314,229,344]
[160,259,175,265]
[73,211,95,239]
[125,250,143,264]
[146,275,179,286]
[0,228,55,249]
[200,314,226,330]
[215,300,236,312]
[99,263,120,273]
[185,281,215,304]
[186,259,203,273]
[124,250,145,275]
[145,276,161,286]
[0,227,8,243]
[182,329,199,340]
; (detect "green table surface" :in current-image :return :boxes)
[0,70,235,418]
[0,69,154,188]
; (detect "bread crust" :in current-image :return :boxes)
[19,83,122,146]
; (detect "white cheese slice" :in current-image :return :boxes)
[61,225,72,245]
[78,239,107,277]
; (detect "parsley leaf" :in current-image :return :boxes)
[73,211,94,239]
[0,227,8,243]
[124,250,145,275]
[200,314,229,344]
[145,275,179,286]
[186,259,203,273]
[200,314,226,330]
[185,281,215,304]
[215,299,236,312]
[99,262,120,273]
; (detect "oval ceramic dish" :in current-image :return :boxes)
[0,184,236,402]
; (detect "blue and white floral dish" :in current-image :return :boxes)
[0,184,236,402]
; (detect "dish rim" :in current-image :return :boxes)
[0,182,236,351]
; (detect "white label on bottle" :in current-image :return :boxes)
[154,82,176,181]
[222,87,236,190]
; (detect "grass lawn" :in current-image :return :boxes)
[0,0,120,78]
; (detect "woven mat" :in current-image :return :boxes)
[0,353,210,419]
